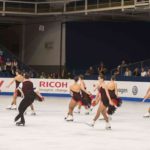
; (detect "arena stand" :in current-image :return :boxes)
[0,44,37,78]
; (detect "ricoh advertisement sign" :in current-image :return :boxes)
[37,79,71,94]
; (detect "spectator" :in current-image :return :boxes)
[114,66,120,76]
[147,69,150,77]
[97,62,107,75]
[40,72,46,78]
[29,70,34,78]
[124,67,132,76]
[118,60,127,75]
[0,56,4,65]
[0,49,3,56]
[120,60,127,68]
[5,58,12,75]
[133,68,140,76]
[85,66,94,76]
[141,67,147,77]
[12,60,18,74]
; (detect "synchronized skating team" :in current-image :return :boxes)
[1,70,150,129]
[65,74,122,129]
[65,74,150,129]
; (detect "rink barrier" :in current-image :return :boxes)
[0,78,150,102]
[1,92,150,102]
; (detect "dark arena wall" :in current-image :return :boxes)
[66,21,150,70]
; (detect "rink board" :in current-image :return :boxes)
[0,78,150,102]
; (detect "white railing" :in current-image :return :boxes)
[0,0,149,16]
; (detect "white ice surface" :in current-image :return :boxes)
[0,96,150,150]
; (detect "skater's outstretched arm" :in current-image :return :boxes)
[6,78,15,88]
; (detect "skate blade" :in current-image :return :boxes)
[74,111,80,114]
[85,123,94,127]
[16,122,25,126]
[16,124,25,126]
[143,116,150,118]
[11,108,17,110]
[85,113,90,115]
[6,108,12,110]
[106,127,111,130]
[66,120,74,122]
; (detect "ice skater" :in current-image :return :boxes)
[107,76,122,118]
[76,75,92,115]
[142,87,150,117]
[14,73,36,126]
[65,76,83,121]
[6,70,24,110]
[90,74,115,129]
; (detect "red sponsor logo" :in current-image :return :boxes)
[39,81,68,88]
[0,80,4,92]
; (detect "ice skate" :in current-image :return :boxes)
[65,115,73,121]
[6,105,12,110]
[143,112,150,118]
[88,120,95,127]
[85,109,90,115]
[16,121,25,126]
[31,111,36,116]
[105,122,111,130]
[11,105,17,110]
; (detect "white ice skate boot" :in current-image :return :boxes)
[31,111,36,116]
[89,120,95,127]
[85,109,90,115]
[143,112,150,118]
[11,105,17,110]
[65,115,73,121]
[105,122,111,130]
[6,105,12,110]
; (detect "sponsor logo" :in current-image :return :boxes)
[118,88,128,94]
[39,81,68,88]
[132,86,138,95]
[0,80,4,92]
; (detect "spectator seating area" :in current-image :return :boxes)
[1,44,150,82]
[0,44,36,78]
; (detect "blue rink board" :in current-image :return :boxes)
[0,92,150,102]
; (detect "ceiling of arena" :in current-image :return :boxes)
[0,0,150,24]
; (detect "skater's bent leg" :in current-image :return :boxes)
[68,99,77,116]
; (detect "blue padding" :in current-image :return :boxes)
[0,92,13,96]
[1,92,150,102]
[42,93,71,97]
[121,97,150,102]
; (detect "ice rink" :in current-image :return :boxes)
[0,96,150,150]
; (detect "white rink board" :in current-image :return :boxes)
[0,78,150,99]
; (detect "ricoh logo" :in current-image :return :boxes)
[0,80,4,92]
[39,81,68,88]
